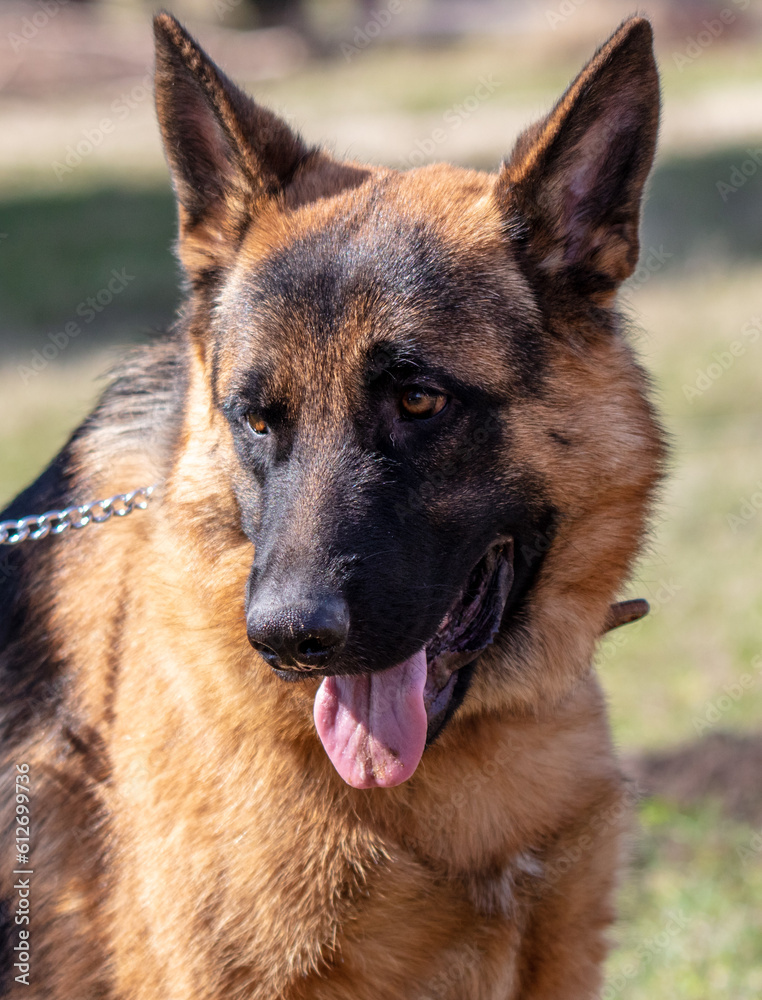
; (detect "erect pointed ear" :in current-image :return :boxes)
[495,17,659,307]
[153,13,312,281]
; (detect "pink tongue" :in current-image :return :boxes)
[313,650,428,789]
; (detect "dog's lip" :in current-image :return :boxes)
[422,537,514,739]
[425,537,514,663]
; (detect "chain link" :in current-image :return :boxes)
[0,486,157,546]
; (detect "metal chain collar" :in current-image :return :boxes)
[0,486,156,546]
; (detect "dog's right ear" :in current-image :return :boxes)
[153,13,311,279]
[495,17,659,314]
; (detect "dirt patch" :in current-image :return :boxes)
[625,730,762,826]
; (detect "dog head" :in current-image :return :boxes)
[154,14,664,788]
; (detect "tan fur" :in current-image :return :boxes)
[0,15,664,999]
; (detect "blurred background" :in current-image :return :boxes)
[1,0,760,993]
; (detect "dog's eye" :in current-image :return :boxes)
[246,413,269,436]
[399,387,448,420]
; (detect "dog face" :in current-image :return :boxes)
[218,179,550,688]
[154,15,663,788]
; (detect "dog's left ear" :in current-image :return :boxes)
[153,12,312,279]
[496,17,659,306]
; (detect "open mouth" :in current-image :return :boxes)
[313,539,514,790]
[423,537,514,743]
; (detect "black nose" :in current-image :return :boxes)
[246,594,349,671]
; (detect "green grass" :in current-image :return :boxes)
[609,798,762,999]
[0,187,178,346]
[0,353,112,500]
[600,267,762,751]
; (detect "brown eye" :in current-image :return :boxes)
[246,413,269,436]
[399,387,448,420]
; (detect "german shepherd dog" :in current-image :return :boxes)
[0,13,664,999]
